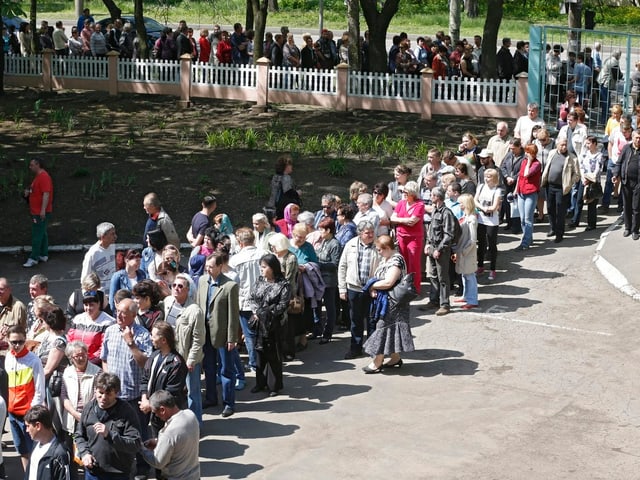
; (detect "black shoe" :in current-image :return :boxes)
[623,230,631,237]
[382,359,403,368]
[221,406,235,418]
[203,400,218,409]
[284,354,295,362]
[546,230,555,238]
[633,233,640,241]
[585,226,596,231]
[319,338,331,345]
[362,364,384,374]
[344,350,362,360]
[554,237,563,243]
[295,342,307,352]
[567,222,577,230]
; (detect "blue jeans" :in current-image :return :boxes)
[239,311,257,370]
[186,363,203,424]
[462,273,478,305]
[517,193,538,247]
[203,336,236,409]
[8,412,32,455]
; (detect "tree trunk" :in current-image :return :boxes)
[347,0,360,70]
[268,0,279,12]
[134,0,148,59]
[246,0,254,31]
[480,0,504,79]
[568,0,582,54]
[0,35,4,95]
[30,0,39,54]
[465,0,479,18]
[360,0,400,73]
[449,0,461,43]
[251,0,269,59]
[102,0,122,20]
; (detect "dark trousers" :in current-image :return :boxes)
[427,247,451,307]
[321,286,338,340]
[255,341,283,393]
[477,223,498,270]
[547,185,569,240]
[621,181,640,233]
[572,182,598,228]
[347,289,373,353]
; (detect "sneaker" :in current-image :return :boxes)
[435,306,450,316]
[476,267,485,275]
[462,304,479,310]
[488,270,496,280]
[235,379,246,391]
[39,256,49,262]
[22,258,38,268]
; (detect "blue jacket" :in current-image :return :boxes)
[109,269,147,312]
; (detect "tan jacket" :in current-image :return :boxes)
[541,149,580,195]
[338,237,381,294]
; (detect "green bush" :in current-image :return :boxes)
[600,6,640,26]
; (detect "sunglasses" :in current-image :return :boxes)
[10,340,25,346]
[172,283,186,290]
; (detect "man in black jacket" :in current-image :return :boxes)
[24,405,70,480]
[500,138,525,233]
[613,130,640,240]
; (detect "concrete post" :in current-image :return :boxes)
[179,54,192,108]
[254,57,270,113]
[420,68,433,121]
[517,75,528,113]
[107,51,119,96]
[335,63,349,111]
[42,50,53,92]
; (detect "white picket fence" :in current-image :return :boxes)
[52,56,108,79]
[192,62,256,88]
[349,71,421,100]
[4,54,42,76]
[268,66,336,94]
[119,58,180,84]
[433,77,518,105]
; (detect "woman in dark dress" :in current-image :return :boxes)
[362,235,415,373]
[248,254,291,396]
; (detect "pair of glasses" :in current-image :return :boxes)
[10,340,25,346]
[172,284,186,290]
[321,205,331,209]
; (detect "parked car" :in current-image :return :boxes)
[2,16,27,31]
[96,15,164,49]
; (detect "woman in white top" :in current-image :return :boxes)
[474,168,502,280]
[572,135,602,230]
[371,182,394,236]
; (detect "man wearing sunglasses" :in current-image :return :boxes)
[5,325,46,471]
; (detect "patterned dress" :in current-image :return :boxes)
[363,254,415,356]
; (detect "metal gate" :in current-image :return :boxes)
[529,25,640,135]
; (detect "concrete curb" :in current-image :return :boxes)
[592,216,640,302]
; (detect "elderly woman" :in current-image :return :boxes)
[132,279,164,331]
[391,181,425,294]
[314,218,342,344]
[475,168,503,281]
[454,194,478,308]
[67,290,115,364]
[335,204,357,247]
[361,235,415,373]
[252,212,275,252]
[275,203,300,238]
[387,165,412,208]
[348,181,368,212]
[109,249,146,312]
[283,33,300,68]
[60,340,102,455]
[65,273,110,320]
[268,233,299,361]
[514,144,542,251]
[248,254,291,397]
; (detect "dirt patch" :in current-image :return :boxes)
[0,87,501,248]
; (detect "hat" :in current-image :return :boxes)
[82,290,100,303]
[478,148,494,158]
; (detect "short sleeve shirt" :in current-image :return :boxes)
[29,170,53,215]
[191,212,210,239]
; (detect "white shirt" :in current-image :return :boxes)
[81,242,116,296]
[29,439,54,480]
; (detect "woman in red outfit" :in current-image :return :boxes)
[198,29,211,63]
[216,31,232,64]
[391,181,425,293]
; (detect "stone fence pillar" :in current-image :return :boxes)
[42,50,53,92]
[107,51,119,96]
[178,54,192,108]
[254,57,270,112]
[335,63,349,111]
[420,68,434,121]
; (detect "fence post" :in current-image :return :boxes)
[516,74,528,113]
[254,57,270,113]
[107,51,119,96]
[421,68,433,121]
[178,54,192,108]
[336,63,349,111]
[42,50,53,92]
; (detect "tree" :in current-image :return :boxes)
[360,0,400,73]
[347,0,361,70]
[465,0,479,18]
[0,0,27,95]
[134,0,149,58]
[102,0,122,21]
[450,0,461,43]
[250,0,269,59]
[480,0,504,79]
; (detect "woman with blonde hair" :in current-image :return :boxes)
[474,168,502,280]
[456,132,479,166]
[454,194,478,309]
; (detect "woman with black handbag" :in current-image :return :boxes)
[361,235,415,374]
[573,135,603,231]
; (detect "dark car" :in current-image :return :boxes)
[2,16,27,31]
[96,15,164,48]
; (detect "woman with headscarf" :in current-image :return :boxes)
[275,203,300,238]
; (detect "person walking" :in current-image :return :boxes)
[23,158,53,268]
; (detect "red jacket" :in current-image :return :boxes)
[516,158,542,195]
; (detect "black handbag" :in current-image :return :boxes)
[584,181,603,204]
[389,273,418,306]
[49,371,63,397]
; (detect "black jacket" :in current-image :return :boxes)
[75,398,141,476]
[496,46,514,80]
[24,437,70,480]
[613,143,640,184]
[141,349,188,429]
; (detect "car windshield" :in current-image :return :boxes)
[142,18,164,32]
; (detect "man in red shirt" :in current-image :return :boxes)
[23,158,53,268]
